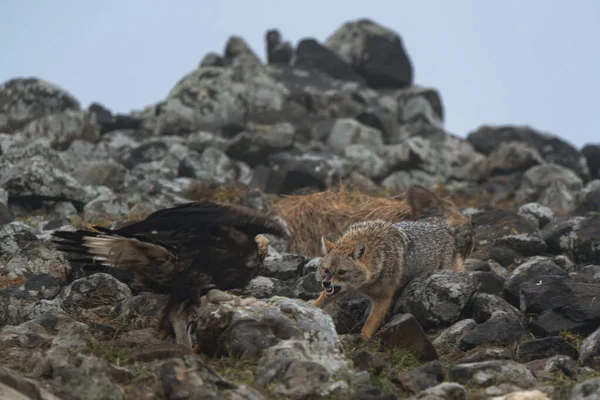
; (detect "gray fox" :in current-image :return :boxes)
[312,185,468,341]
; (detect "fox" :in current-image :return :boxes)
[312,185,470,341]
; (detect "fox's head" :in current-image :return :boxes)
[316,235,369,298]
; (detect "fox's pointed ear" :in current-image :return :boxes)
[321,236,335,255]
[353,243,366,260]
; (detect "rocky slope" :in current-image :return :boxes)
[1,17,600,400]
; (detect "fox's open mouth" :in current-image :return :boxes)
[325,285,341,297]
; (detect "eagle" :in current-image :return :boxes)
[51,200,288,351]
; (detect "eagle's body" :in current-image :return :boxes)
[51,200,287,350]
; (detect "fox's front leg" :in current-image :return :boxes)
[361,294,394,341]
[312,290,335,308]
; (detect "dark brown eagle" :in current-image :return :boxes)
[51,200,288,351]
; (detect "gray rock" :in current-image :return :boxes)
[0,222,37,261]
[0,155,92,209]
[580,326,600,370]
[19,109,100,151]
[62,273,132,311]
[518,203,554,229]
[449,360,537,389]
[395,270,479,330]
[570,377,600,400]
[516,163,584,213]
[179,146,252,185]
[0,77,80,133]
[327,118,384,154]
[486,141,545,176]
[324,18,413,89]
[6,239,68,284]
[71,160,128,190]
[432,319,477,348]
[225,121,295,166]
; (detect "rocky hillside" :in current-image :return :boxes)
[1,17,600,400]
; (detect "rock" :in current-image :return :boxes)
[266,29,293,65]
[503,256,568,307]
[525,355,577,382]
[485,141,545,176]
[193,293,340,360]
[579,326,600,370]
[351,351,387,374]
[19,109,101,151]
[432,319,477,348]
[570,378,600,400]
[0,155,91,209]
[410,382,467,399]
[520,275,600,337]
[255,336,362,399]
[70,160,128,190]
[516,336,579,362]
[5,240,68,284]
[0,366,61,400]
[324,18,413,89]
[293,38,367,85]
[62,273,132,311]
[468,293,525,324]
[390,361,445,396]
[0,222,37,261]
[378,313,439,362]
[582,143,600,180]
[467,125,589,179]
[394,270,479,330]
[352,386,398,400]
[518,203,554,229]
[573,215,600,265]
[179,146,252,185]
[573,188,600,216]
[160,356,237,400]
[516,164,584,213]
[225,122,295,166]
[327,118,384,154]
[449,360,537,389]
[254,150,349,194]
[0,77,80,133]
[470,208,547,267]
[459,311,527,351]
[456,347,514,364]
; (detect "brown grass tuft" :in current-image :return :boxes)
[271,184,412,257]
[185,181,254,205]
[0,275,26,291]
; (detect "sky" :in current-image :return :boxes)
[1,1,599,149]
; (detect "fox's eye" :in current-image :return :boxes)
[337,270,346,276]
[323,268,330,274]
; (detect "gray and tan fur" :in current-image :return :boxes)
[312,217,464,341]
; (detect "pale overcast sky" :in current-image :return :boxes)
[1,0,599,148]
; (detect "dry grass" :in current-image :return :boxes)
[271,184,413,256]
[0,275,26,291]
[185,181,257,205]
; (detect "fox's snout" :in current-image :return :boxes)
[322,279,332,288]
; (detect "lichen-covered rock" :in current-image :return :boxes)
[62,273,132,311]
[0,155,92,209]
[0,77,80,133]
[324,18,414,89]
[5,240,68,284]
[394,270,479,330]
[19,109,101,151]
[449,360,537,389]
[193,291,341,360]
